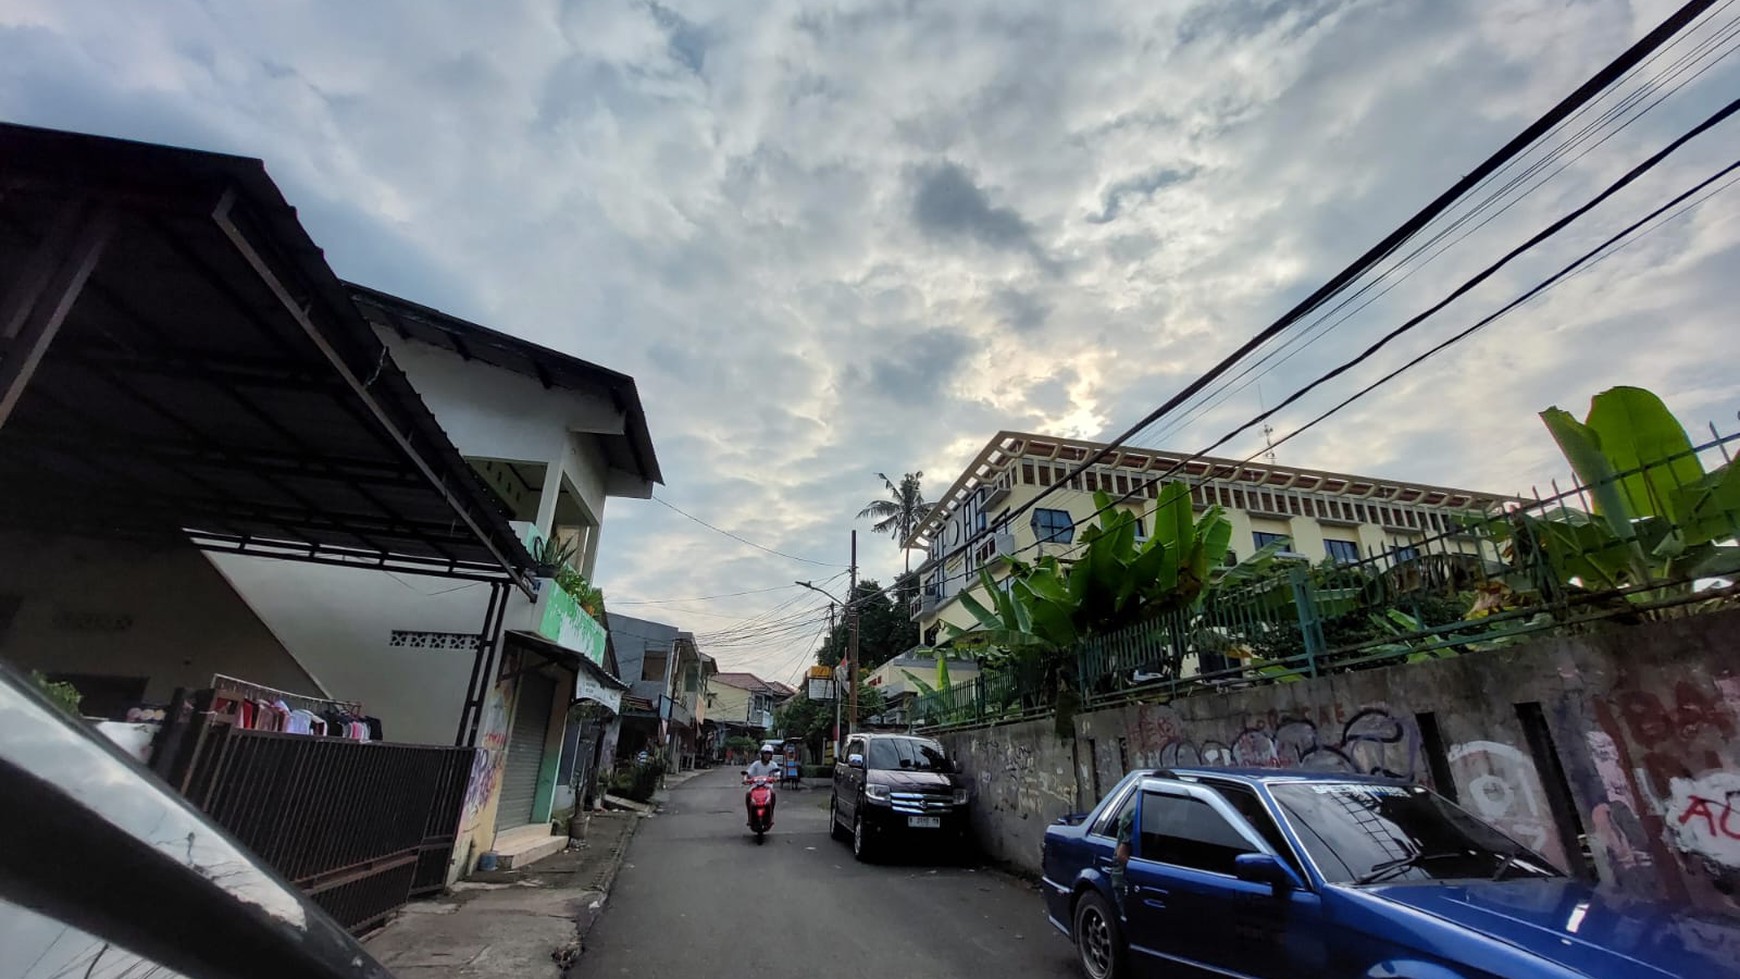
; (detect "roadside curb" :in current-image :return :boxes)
[558,812,644,975]
[591,813,643,897]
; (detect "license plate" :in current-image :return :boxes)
[908,816,942,829]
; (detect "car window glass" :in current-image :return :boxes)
[1269,782,1562,884]
[1205,782,1302,877]
[866,737,948,771]
[1092,787,1136,838]
[1139,792,1257,874]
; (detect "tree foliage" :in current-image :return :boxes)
[858,472,934,571]
[816,574,920,672]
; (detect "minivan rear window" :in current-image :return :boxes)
[867,737,949,771]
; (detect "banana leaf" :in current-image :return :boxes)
[1584,386,1706,525]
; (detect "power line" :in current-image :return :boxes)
[651,495,844,568]
[894,115,1739,615]
[899,0,1721,595]
[611,583,816,605]
[1136,2,1740,451]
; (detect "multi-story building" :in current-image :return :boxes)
[906,431,1514,641]
[711,672,790,738]
[606,616,714,770]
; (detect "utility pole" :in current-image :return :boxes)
[828,603,840,756]
[847,530,860,739]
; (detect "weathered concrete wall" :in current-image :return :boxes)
[944,608,1740,919]
[939,718,1081,871]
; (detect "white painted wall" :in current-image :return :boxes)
[380,331,623,525]
[0,531,319,706]
[206,555,519,745]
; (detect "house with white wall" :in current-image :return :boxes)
[209,285,662,875]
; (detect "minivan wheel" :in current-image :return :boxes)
[1073,891,1125,979]
[830,795,849,842]
[852,812,874,863]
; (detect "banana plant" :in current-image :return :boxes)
[1499,386,1740,603]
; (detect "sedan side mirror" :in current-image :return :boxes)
[1233,853,1303,893]
[847,753,865,769]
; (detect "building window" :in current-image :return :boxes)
[1032,508,1075,544]
[1324,539,1361,564]
[1133,518,1147,540]
[1392,544,1419,563]
[1252,531,1289,551]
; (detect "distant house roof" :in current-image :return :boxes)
[765,681,797,697]
[712,672,771,693]
[348,283,662,488]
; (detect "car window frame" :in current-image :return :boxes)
[1197,778,1309,881]
[1130,778,1291,881]
[1088,780,1140,840]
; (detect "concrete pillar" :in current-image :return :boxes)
[1356,522,1390,562]
[532,463,563,537]
[1225,509,1256,562]
[1288,517,1327,563]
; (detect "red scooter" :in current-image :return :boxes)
[744,774,776,843]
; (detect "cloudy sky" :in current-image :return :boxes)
[6,0,1737,680]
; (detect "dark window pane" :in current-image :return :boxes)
[1032,508,1075,544]
[1139,792,1256,874]
[1325,539,1361,564]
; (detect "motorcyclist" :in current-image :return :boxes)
[743,747,781,826]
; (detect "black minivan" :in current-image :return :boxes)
[830,733,975,862]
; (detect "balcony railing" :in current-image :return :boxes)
[661,695,694,728]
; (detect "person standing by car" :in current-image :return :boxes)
[744,747,781,826]
[1110,796,1135,912]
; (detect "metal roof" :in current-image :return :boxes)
[0,123,534,587]
[349,284,662,487]
[504,629,628,691]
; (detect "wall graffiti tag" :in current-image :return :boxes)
[1667,772,1740,870]
[1125,703,1421,782]
[1447,740,1562,866]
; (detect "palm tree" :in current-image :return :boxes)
[857,472,934,573]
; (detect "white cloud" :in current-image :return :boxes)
[5,0,1736,680]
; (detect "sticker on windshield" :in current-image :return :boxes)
[1310,784,1411,797]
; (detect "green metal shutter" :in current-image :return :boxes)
[495,672,555,831]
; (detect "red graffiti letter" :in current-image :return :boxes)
[1679,796,1719,837]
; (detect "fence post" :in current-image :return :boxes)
[975,675,985,721]
[1289,565,1325,678]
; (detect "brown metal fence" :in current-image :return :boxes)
[171,722,476,933]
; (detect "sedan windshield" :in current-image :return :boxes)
[1269,782,1562,885]
[867,737,949,771]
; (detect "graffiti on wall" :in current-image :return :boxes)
[1583,729,1652,872]
[1665,772,1740,869]
[1591,672,1740,907]
[1124,702,1420,782]
[968,732,1072,824]
[460,679,517,824]
[1447,740,1563,866]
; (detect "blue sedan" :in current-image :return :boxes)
[1041,767,1740,979]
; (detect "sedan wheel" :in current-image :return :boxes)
[1073,891,1124,979]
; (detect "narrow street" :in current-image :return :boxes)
[576,768,1078,979]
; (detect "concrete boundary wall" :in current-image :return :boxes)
[939,608,1740,919]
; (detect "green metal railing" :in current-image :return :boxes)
[912,426,1740,730]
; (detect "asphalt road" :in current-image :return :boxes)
[576,767,1080,979]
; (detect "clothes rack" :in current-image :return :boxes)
[208,673,362,716]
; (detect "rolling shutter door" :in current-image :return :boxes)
[495,672,555,830]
